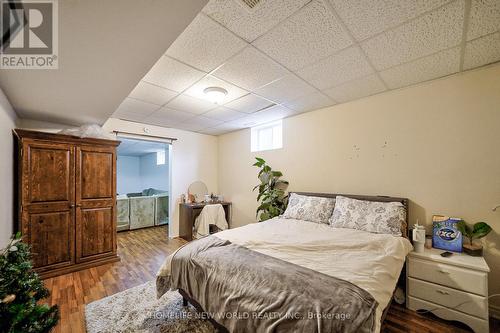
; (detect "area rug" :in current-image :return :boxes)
[85,281,215,333]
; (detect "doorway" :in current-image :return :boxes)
[116,136,171,236]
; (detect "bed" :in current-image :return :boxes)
[156,193,413,332]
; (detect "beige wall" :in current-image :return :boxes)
[0,88,17,248]
[15,117,219,238]
[102,118,218,237]
[218,64,500,313]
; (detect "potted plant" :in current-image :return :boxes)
[253,157,289,222]
[457,221,492,256]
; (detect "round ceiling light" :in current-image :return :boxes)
[203,86,228,104]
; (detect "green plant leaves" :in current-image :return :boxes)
[457,220,471,237]
[253,157,265,167]
[457,220,492,246]
[472,222,492,239]
[253,157,289,222]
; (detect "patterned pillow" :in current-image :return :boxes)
[282,193,336,224]
[329,196,405,236]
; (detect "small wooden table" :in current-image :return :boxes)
[179,202,231,241]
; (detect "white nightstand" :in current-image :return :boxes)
[406,247,490,333]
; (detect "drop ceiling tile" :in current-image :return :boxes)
[252,0,353,70]
[227,114,262,128]
[141,117,179,129]
[213,46,289,90]
[113,98,160,121]
[297,46,373,90]
[202,0,310,42]
[330,0,448,41]
[361,0,464,70]
[166,94,217,114]
[463,32,500,70]
[251,105,296,124]
[323,74,386,103]
[144,107,194,125]
[254,74,316,104]
[184,75,248,104]
[224,93,275,113]
[379,47,460,89]
[143,56,205,92]
[467,0,500,41]
[165,14,248,72]
[200,122,245,136]
[129,81,178,106]
[177,116,224,132]
[203,106,246,122]
[284,91,335,112]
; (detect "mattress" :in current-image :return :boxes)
[213,218,413,332]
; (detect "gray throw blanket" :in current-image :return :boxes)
[167,235,377,333]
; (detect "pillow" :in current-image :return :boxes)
[329,196,405,236]
[282,193,336,224]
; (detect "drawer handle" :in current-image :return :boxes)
[438,269,450,274]
[436,290,450,295]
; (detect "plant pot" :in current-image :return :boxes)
[463,243,483,256]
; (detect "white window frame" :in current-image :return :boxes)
[251,120,283,152]
[156,150,166,165]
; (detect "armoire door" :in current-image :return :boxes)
[75,145,117,263]
[21,140,75,270]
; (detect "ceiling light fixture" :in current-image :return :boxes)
[203,86,228,104]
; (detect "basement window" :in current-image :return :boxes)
[156,150,166,165]
[251,120,282,152]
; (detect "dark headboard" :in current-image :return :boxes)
[291,192,409,238]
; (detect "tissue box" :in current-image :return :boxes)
[432,215,463,252]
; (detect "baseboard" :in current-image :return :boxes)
[490,303,500,320]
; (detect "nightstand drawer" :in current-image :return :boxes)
[408,258,487,295]
[408,278,488,318]
[408,297,489,333]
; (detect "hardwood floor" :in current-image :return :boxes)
[43,226,499,333]
[43,226,185,333]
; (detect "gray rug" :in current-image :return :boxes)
[85,281,215,333]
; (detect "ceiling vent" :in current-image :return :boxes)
[236,0,262,12]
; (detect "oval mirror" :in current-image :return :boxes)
[188,181,208,203]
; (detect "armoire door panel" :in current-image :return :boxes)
[80,150,113,199]
[16,129,120,278]
[23,141,74,205]
[75,144,117,263]
[76,207,114,261]
[27,210,74,269]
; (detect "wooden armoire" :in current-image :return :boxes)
[14,129,120,278]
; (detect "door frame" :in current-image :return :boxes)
[116,134,173,238]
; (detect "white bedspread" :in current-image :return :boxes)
[214,218,413,332]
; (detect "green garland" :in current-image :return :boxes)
[0,233,59,333]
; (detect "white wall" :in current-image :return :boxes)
[16,117,218,238]
[103,118,218,237]
[218,63,500,314]
[0,89,17,248]
[117,152,170,195]
[117,155,141,194]
[16,118,71,132]
[139,152,169,192]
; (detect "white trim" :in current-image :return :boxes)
[113,131,176,144]
[167,144,173,238]
[115,134,173,239]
